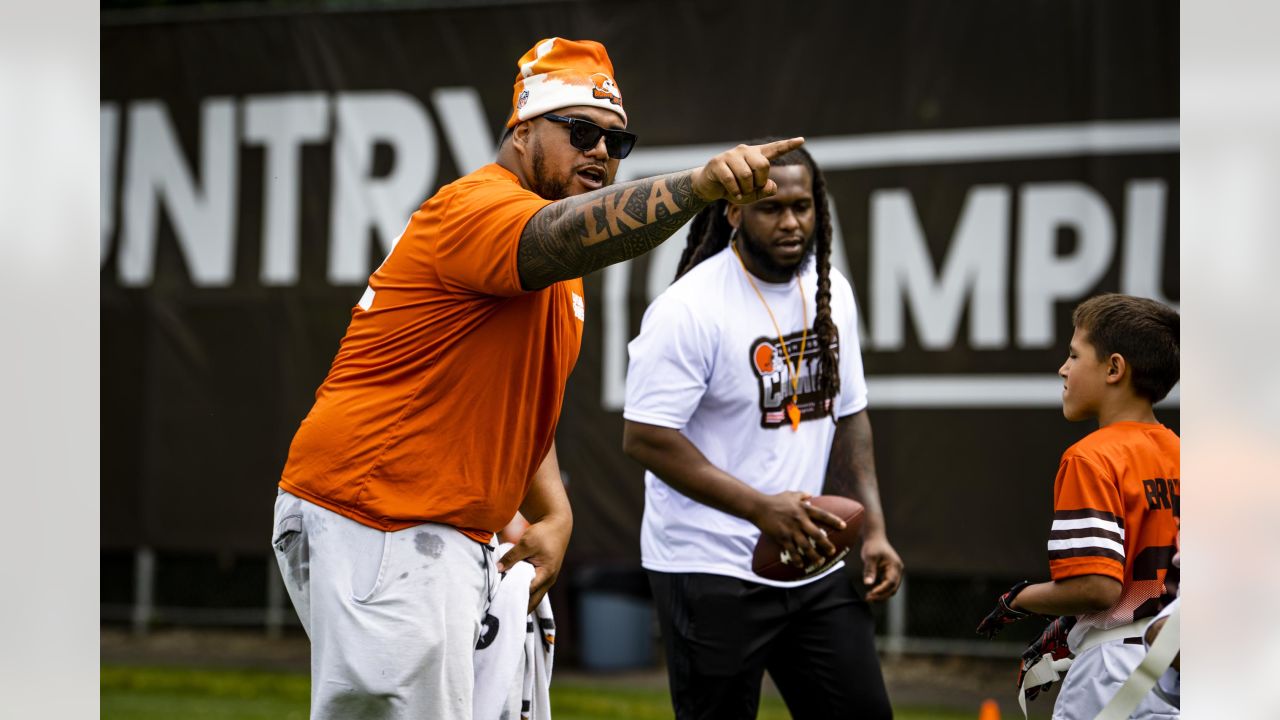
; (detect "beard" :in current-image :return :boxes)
[529,138,571,200]
[738,223,817,280]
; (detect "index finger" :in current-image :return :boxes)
[526,566,552,614]
[866,579,895,602]
[757,136,805,159]
[803,503,847,531]
[865,560,902,601]
[497,543,529,572]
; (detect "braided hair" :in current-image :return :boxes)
[674,143,841,420]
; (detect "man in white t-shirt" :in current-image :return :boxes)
[623,144,902,720]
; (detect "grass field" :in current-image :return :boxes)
[100,665,978,719]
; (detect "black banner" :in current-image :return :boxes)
[102,0,1178,576]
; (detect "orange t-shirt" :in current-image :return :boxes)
[1048,421,1180,639]
[280,164,585,542]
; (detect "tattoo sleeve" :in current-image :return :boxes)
[824,410,887,534]
[517,170,707,290]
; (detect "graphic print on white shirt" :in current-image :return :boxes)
[749,330,838,428]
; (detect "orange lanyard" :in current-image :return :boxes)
[732,244,807,431]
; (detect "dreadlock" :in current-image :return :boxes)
[673,142,841,421]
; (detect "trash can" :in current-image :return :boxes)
[575,566,655,671]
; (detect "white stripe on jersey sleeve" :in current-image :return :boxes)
[1047,536,1126,556]
[1051,517,1125,539]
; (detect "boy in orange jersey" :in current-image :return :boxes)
[977,294,1180,719]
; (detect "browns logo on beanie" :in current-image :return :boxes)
[506,37,627,128]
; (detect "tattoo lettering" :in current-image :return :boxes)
[645,180,683,221]
[598,186,640,238]
[518,172,706,290]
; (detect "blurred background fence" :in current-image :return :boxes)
[101,0,1178,669]
[101,547,1063,665]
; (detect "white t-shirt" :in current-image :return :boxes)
[624,245,868,587]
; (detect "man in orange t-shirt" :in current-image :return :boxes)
[977,293,1180,719]
[270,36,808,719]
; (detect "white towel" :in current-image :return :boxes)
[473,543,555,720]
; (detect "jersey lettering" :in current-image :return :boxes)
[1142,477,1179,511]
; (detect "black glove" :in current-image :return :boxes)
[976,580,1034,638]
[1018,615,1077,702]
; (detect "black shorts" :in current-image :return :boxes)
[648,569,892,720]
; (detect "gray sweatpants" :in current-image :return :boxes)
[1053,639,1180,720]
[272,490,497,720]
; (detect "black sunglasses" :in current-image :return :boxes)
[542,113,637,160]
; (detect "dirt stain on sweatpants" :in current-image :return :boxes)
[414,531,445,560]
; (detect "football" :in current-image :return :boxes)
[751,495,865,582]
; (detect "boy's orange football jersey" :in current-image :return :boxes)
[1049,421,1180,645]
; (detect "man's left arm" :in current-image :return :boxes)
[498,443,573,613]
[824,410,903,601]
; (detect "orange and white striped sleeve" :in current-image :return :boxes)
[1048,454,1125,582]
